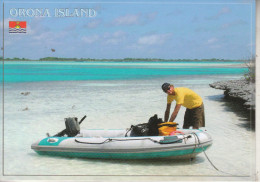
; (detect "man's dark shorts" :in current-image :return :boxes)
[183,103,205,129]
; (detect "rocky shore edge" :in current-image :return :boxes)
[209,79,255,111]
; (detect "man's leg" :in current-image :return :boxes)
[192,103,205,129]
[183,108,191,129]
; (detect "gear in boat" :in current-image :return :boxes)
[51,114,183,138]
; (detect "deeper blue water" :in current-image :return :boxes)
[0,61,246,83]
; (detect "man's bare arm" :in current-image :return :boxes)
[169,104,181,122]
[164,103,171,122]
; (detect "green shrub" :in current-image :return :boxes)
[244,57,255,83]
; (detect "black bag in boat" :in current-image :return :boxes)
[131,123,149,136]
[130,114,163,136]
[147,114,163,136]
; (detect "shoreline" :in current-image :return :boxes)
[209,79,255,127]
[209,79,255,110]
[1,59,246,63]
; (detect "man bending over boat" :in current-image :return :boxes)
[162,83,205,129]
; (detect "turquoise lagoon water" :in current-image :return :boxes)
[1,61,246,82]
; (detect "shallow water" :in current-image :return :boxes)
[1,74,255,180]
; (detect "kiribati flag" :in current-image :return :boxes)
[9,21,26,33]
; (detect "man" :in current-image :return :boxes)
[162,82,205,129]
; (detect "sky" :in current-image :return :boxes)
[0,0,256,60]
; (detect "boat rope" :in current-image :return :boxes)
[75,135,191,145]
[190,132,198,154]
[191,132,237,176]
[75,137,161,144]
[124,126,133,137]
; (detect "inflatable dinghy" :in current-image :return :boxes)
[31,116,212,159]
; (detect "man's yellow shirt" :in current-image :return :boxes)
[167,87,202,109]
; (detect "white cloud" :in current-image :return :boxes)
[206,7,231,20]
[207,38,218,44]
[221,19,247,29]
[110,12,158,27]
[103,31,127,45]
[206,37,222,49]
[112,14,140,26]
[218,7,231,15]
[145,12,158,21]
[82,31,127,45]
[167,9,183,16]
[104,38,120,45]
[33,31,67,41]
[106,30,126,38]
[137,33,172,46]
[85,19,102,29]
[64,23,77,31]
[82,35,99,44]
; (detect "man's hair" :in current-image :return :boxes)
[162,83,171,92]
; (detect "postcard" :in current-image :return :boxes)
[0,0,258,181]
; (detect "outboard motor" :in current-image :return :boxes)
[65,117,80,137]
[53,115,86,137]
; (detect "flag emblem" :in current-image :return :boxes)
[9,21,27,33]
